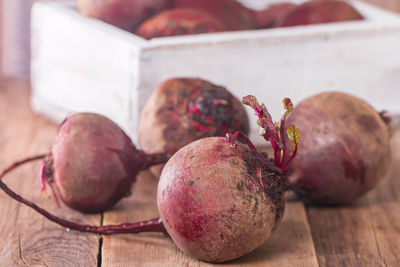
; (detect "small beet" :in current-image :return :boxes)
[172,0,256,30]
[277,0,363,27]
[41,113,169,213]
[254,3,297,29]
[284,92,391,204]
[76,0,170,31]
[135,8,226,39]
[138,78,249,176]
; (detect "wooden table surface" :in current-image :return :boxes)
[1,1,400,266]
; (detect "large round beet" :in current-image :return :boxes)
[76,0,170,31]
[135,8,226,39]
[285,92,391,204]
[157,137,285,262]
[49,113,144,213]
[172,0,255,30]
[138,78,249,176]
[277,0,363,27]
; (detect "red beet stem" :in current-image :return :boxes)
[0,156,166,235]
[142,152,171,170]
[282,145,298,171]
[0,154,46,178]
[279,116,287,168]
[271,138,280,167]
[242,95,300,174]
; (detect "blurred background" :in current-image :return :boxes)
[0,0,400,79]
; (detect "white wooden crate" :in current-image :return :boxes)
[31,0,400,145]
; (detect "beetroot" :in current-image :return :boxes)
[76,0,170,31]
[0,96,299,262]
[157,136,284,262]
[254,3,297,29]
[135,8,226,39]
[138,78,249,177]
[172,0,256,30]
[284,92,391,204]
[153,96,300,261]
[277,0,363,27]
[39,113,169,213]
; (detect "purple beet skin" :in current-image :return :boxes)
[40,113,168,213]
[284,92,391,204]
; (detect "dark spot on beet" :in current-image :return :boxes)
[244,194,253,203]
[241,149,285,209]
[228,158,239,166]
[189,180,195,186]
[357,114,379,132]
[93,130,102,136]
[253,197,259,216]
[274,205,283,224]
[236,181,244,191]
[214,142,224,155]
[342,159,366,185]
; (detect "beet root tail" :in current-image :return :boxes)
[0,156,166,235]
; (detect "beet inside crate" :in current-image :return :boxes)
[31,0,400,145]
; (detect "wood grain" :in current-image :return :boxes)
[363,125,400,266]
[0,79,100,266]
